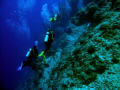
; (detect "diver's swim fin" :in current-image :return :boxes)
[54,17,57,21]
[38,51,45,57]
[17,62,23,71]
[43,55,46,64]
[49,18,53,21]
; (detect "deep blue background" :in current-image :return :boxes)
[0,0,54,90]
[0,0,82,90]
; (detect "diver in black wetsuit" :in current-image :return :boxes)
[22,46,38,67]
[44,29,55,53]
[49,13,62,22]
[63,27,72,34]
[17,41,38,71]
[38,29,55,64]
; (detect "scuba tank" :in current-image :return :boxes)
[26,48,32,57]
[44,32,49,43]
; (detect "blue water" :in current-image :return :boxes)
[0,0,84,90]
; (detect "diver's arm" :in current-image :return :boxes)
[52,34,55,41]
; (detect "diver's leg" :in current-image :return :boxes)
[22,58,32,68]
[38,43,51,57]
[21,61,27,67]
[44,43,51,54]
[42,44,51,64]
[22,62,28,68]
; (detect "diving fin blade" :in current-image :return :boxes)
[38,51,44,57]
[43,55,46,64]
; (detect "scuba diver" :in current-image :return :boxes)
[17,41,38,71]
[38,29,55,64]
[49,13,62,22]
[86,22,91,30]
[62,20,72,34]
[62,27,72,34]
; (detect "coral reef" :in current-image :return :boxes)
[71,0,120,25]
[16,0,120,90]
[83,0,100,6]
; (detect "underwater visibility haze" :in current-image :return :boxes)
[0,0,79,89]
[1,0,120,90]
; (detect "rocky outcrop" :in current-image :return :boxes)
[16,0,120,90]
[71,0,120,25]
